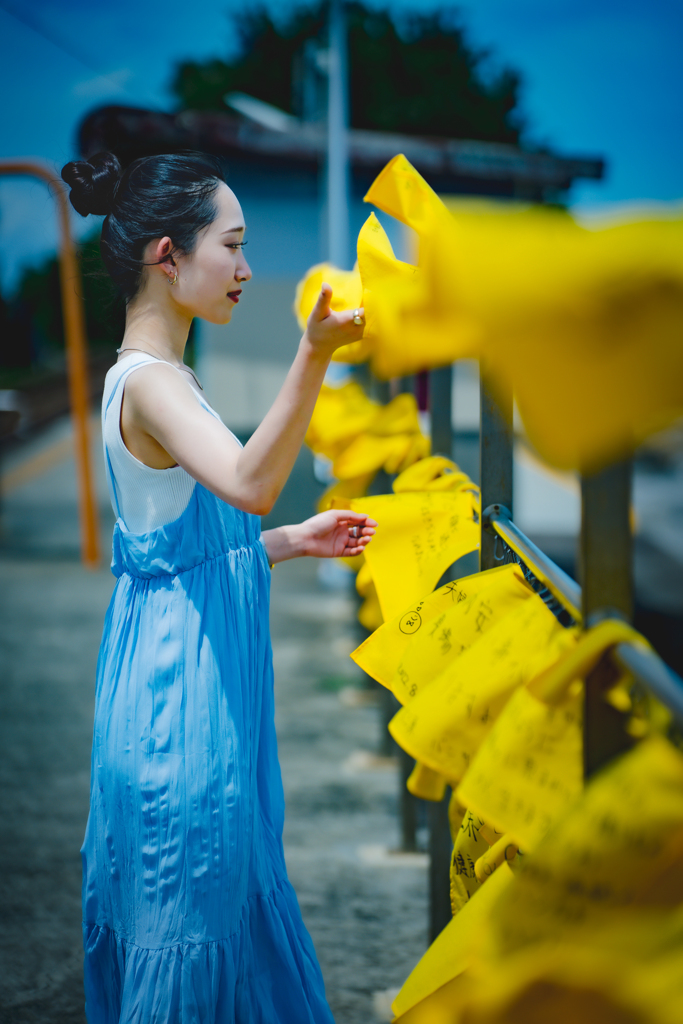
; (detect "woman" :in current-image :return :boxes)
[61,150,376,1023]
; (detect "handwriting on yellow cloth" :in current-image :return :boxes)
[489,735,683,957]
[390,598,578,783]
[351,563,524,693]
[448,737,683,1024]
[396,737,683,1024]
[389,565,532,706]
[450,809,491,913]
[455,620,652,854]
[330,488,480,622]
[457,673,583,853]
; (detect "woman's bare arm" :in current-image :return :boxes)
[122,286,363,515]
[261,509,377,565]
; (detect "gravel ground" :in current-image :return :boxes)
[0,423,428,1023]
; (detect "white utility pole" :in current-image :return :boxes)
[326,0,351,268]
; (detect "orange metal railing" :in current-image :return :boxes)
[0,160,100,567]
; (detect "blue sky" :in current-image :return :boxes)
[0,0,680,292]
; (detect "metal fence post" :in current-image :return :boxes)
[430,365,453,456]
[426,365,456,935]
[428,788,453,942]
[580,459,635,777]
[0,161,100,568]
[398,748,418,853]
[479,374,513,570]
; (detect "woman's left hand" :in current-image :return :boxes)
[299,509,377,559]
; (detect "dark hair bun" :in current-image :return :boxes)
[61,151,121,217]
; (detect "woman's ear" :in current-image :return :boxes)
[153,236,176,279]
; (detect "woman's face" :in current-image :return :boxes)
[177,182,252,324]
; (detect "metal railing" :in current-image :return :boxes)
[0,160,99,567]
[419,366,683,941]
[482,502,683,726]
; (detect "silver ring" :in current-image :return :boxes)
[352,308,364,326]
[350,526,359,538]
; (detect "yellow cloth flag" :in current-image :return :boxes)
[450,809,491,913]
[293,261,371,364]
[364,153,451,237]
[390,598,578,783]
[351,564,521,692]
[393,455,470,493]
[459,908,683,1024]
[330,488,480,622]
[451,738,683,1024]
[358,581,384,632]
[391,863,514,1022]
[357,197,476,380]
[456,681,583,852]
[316,473,375,513]
[389,564,533,706]
[305,381,379,460]
[440,207,683,472]
[355,211,413,320]
[407,761,448,802]
[330,391,430,479]
[488,734,683,958]
[307,382,429,480]
[362,154,683,468]
[332,432,415,479]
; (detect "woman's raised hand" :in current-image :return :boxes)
[303,283,364,356]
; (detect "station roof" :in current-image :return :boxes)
[78,104,605,200]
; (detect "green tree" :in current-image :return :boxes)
[0,233,198,384]
[0,232,124,384]
[170,3,525,144]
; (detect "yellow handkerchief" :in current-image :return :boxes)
[331,488,480,622]
[389,564,533,706]
[457,681,583,852]
[305,381,379,460]
[351,564,519,690]
[392,455,470,493]
[489,734,683,957]
[390,597,577,782]
[293,261,371,364]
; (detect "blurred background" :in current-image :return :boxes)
[1,2,681,1021]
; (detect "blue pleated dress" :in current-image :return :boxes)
[83,357,334,1023]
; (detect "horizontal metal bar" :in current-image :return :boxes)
[482,504,582,619]
[613,642,683,727]
[482,503,683,725]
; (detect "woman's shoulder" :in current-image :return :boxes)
[103,353,159,403]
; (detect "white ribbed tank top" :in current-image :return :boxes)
[102,353,224,535]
